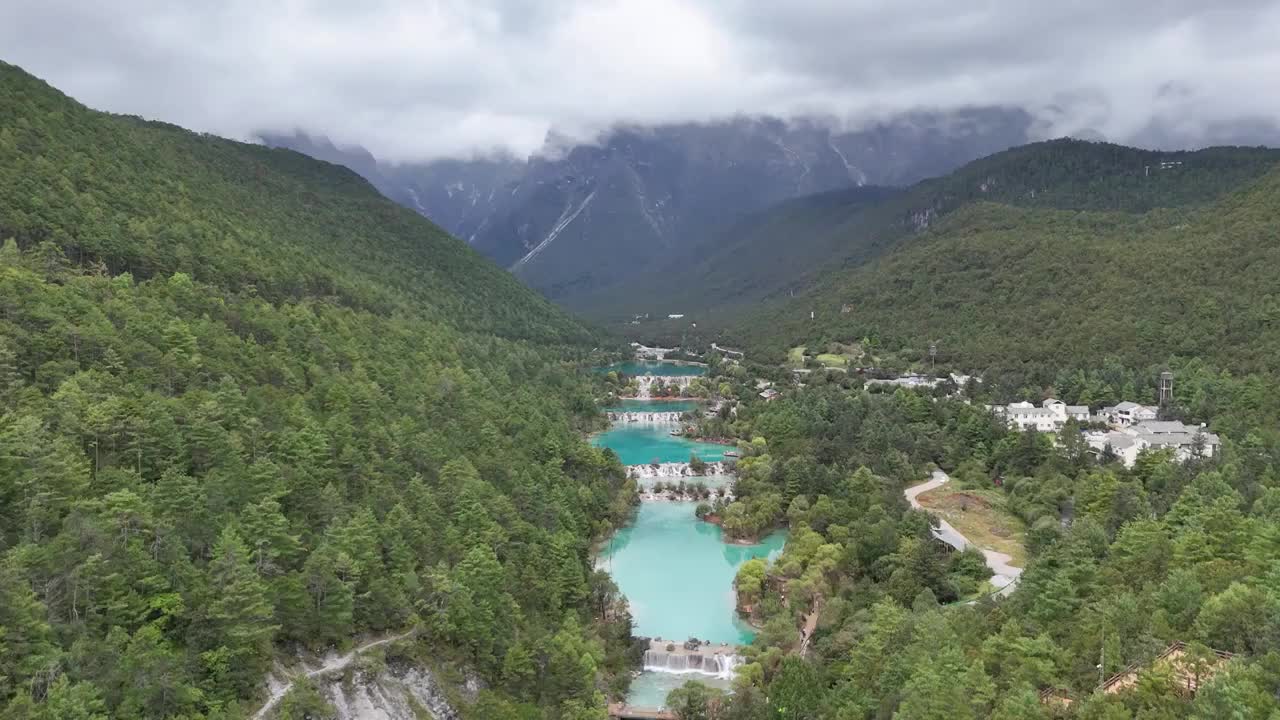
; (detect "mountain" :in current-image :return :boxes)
[0,61,633,719]
[715,140,1280,373]
[580,139,1280,330]
[566,184,902,322]
[256,131,528,247]
[263,108,1036,299]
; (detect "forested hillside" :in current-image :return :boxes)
[737,161,1280,376]
[659,380,1280,718]
[590,140,1280,336]
[0,62,635,719]
[1,63,591,347]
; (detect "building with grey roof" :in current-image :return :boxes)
[1086,419,1220,467]
[1100,401,1159,426]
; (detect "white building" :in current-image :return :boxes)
[1130,420,1221,462]
[1085,431,1144,467]
[995,398,1091,433]
[1056,400,1091,422]
[1100,401,1159,426]
[1003,401,1062,432]
[1085,420,1220,467]
[865,374,943,389]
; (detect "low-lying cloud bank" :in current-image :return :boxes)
[4,1,1280,160]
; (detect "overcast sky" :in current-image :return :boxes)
[4,1,1280,162]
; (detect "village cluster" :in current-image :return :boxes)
[990,398,1220,467]
[637,343,1218,470]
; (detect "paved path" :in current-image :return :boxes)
[710,343,744,360]
[905,470,1022,597]
[251,629,417,719]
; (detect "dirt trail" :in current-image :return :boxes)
[905,470,1023,597]
[251,628,417,720]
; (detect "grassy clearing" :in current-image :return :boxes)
[917,486,1027,567]
[815,353,849,367]
[787,346,807,367]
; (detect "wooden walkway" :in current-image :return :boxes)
[608,703,675,719]
[1099,641,1234,696]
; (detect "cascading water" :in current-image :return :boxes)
[606,411,684,424]
[642,650,741,680]
[593,363,769,710]
[628,461,726,478]
[635,375,695,400]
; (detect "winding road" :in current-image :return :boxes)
[251,628,418,719]
[905,470,1022,597]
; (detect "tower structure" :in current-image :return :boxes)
[1158,371,1174,406]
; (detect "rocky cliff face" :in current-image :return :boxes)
[261,108,1033,300]
[315,663,466,720]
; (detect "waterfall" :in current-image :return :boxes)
[628,461,726,478]
[635,375,695,400]
[642,650,741,680]
[606,411,683,424]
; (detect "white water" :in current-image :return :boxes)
[636,376,695,400]
[628,461,727,478]
[607,411,684,424]
[643,650,741,680]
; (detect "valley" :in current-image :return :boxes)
[265,109,1034,302]
[6,13,1280,718]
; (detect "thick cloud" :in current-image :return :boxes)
[3,1,1279,160]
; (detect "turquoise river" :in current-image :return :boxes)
[590,426,729,466]
[592,362,787,709]
[598,502,785,644]
[599,503,784,708]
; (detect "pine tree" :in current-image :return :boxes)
[300,546,354,647]
[36,676,108,720]
[0,563,60,705]
[203,526,278,697]
[114,625,201,719]
[239,499,301,577]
